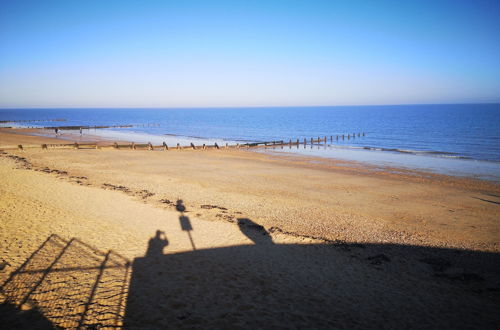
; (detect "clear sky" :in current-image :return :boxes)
[0,0,499,108]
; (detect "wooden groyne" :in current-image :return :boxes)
[0,119,66,123]
[3,133,366,152]
[43,125,133,130]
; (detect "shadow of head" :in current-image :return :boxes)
[237,218,273,244]
[145,230,169,257]
[176,199,186,213]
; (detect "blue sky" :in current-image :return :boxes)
[0,0,499,107]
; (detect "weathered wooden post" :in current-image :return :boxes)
[74,142,79,149]
[342,134,345,140]
[358,133,360,137]
[347,134,350,140]
[215,142,220,149]
[114,142,118,149]
[177,143,180,150]
[236,143,240,148]
[330,136,333,142]
[289,139,292,148]
[202,143,206,150]
[363,132,365,136]
[310,137,313,144]
[324,136,327,143]
[42,144,47,149]
[163,142,168,150]
[336,135,339,141]
[225,143,228,149]
[148,142,153,150]
[191,143,196,150]
[18,144,23,150]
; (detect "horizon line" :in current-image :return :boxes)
[1,101,499,110]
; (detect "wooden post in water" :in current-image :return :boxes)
[342,134,345,140]
[324,136,327,143]
[163,142,168,150]
[347,134,350,140]
[191,143,196,150]
[363,132,365,136]
[330,136,333,142]
[310,137,313,145]
[336,135,339,141]
[358,133,360,137]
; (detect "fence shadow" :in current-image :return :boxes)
[2,227,500,329]
[0,234,130,329]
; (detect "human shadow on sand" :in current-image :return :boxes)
[2,222,500,329]
[123,219,500,329]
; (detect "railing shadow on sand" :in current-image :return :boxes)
[2,222,500,329]
[0,234,130,329]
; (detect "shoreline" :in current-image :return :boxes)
[2,127,499,183]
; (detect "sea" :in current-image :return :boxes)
[1,104,499,181]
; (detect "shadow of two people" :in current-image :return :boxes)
[146,199,271,258]
[123,205,500,329]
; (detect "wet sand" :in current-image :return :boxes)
[0,127,128,148]
[1,129,499,328]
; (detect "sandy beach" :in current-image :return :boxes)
[1,128,499,329]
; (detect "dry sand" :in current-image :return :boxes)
[1,129,499,329]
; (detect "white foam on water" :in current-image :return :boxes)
[48,128,241,147]
[263,144,500,182]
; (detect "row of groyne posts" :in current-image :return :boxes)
[12,132,366,151]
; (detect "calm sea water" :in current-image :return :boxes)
[1,104,499,180]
